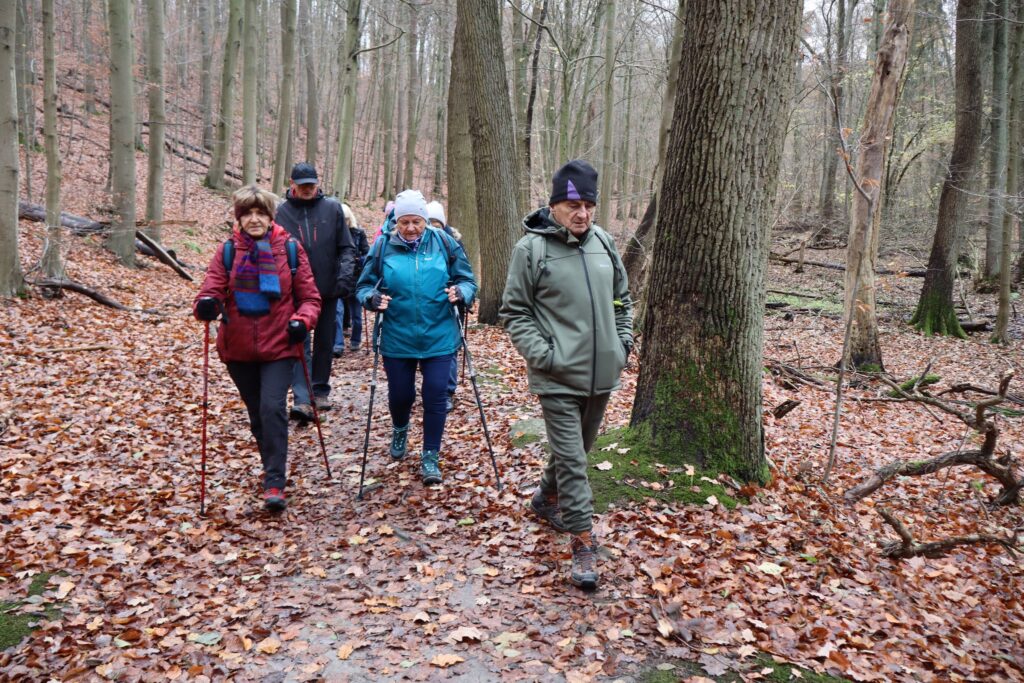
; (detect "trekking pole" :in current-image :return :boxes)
[459,307,468,386]
[357,310,383,500]
[363,308,369,351]
[298,348,332,479]
[452,306,502,491]
[200,321,210,516]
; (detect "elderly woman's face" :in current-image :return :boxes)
[239,206,271,239]
[396,215,426,241]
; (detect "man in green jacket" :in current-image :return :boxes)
[499,160,633,590]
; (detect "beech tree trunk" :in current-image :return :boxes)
[843,0,914,370]
[630,0,801,483]
[198,0,213,151]
[106,0,137,266]
[455,0,521,324]
[271,0,297,193]
[994,4,1022,343]
[985,0,1009,279]
[145,0,166,240]
[446,27,479,270]
[15,0,35,150]
[333,0,361,199]
[402,4,419,190]
[41,0,62,280]
[0,0,24,296]
[597,0,616,229]
[911,0,983,338]
[819,0,846,223]
[301,0,318,166]
[241,0,258,184]
[206,0,243,189]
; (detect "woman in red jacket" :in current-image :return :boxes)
[193,186,321,512]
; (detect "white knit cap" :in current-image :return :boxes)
[393,189,429,221]
[425,201,447,226]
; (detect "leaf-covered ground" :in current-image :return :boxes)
[3,125,1024,679]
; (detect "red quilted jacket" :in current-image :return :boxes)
[193,224,321,363]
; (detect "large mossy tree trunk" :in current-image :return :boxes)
[206,0,242,189]
[455,0,521,324]
[629,0,801,484]
[0,0,24,296]
[911,0,983,338]
[842,0,914,370]
[105,0,136,266]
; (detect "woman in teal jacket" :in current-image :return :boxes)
[357,189,477,485]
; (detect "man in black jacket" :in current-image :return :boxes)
[276,162,356,418]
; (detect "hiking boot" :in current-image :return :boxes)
[390,424,410,460]
[569,532,599,590]
[333,346,344,358]
[420,450,443,485]
[314,395,332,411]
[530,488,567,532]
[290,403,314,422]
[349,340,361,352]
[445,393,455,413]
[263,487,286,513]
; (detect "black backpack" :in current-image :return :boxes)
[222,237,299,276]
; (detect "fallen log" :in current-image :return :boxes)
[768,253,970,278]
[19,198,192,278]
[34,278,160,314]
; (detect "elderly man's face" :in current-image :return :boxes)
[290,181,319,200]
[550,200,596,237]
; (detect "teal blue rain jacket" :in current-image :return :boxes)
[356,227,477,358]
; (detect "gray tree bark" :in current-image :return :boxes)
[145,0,166,240]
[994,2,1022,343]
[41,0,62,279]
[333,0,362,199]
[206,0,243,189]
[985,0,1009,278]
[446,23,479,270]
[198,0,214,150]
[0,0,25,296]
[15,0,35,150]
[106,0,137,265]
[455,0,521,324]
[597,0,616,229]
[630,0,801,482]
[911,0,984,338]
[241,0,258,184]
[301,0,318,166]
[402,4,419,190]
[271,0,297,193]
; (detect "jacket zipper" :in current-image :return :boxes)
[578,240,598,395]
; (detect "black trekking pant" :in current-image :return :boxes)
[227,359,294,490]
[291,296,337,403]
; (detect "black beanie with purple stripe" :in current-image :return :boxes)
[549,159,599,205]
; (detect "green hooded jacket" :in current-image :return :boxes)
[499,208,633,396]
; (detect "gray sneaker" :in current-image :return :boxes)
[530,488,567,532]
[569,534,599,590]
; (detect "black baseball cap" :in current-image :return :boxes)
[290,162,318,185]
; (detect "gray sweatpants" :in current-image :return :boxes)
[537,393,611,533]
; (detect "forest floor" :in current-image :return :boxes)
[2,131,1024,679]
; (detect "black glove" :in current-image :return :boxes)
[449,286,464,304]
[196,297,220,321]
[287,320,307,345]
[367,290,385,311]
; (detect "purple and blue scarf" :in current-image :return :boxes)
[232,234,281,316]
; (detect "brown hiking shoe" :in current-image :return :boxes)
[569,532,599,590]
[314,395,332,411]
[290,403,314,422]
[529,488,567,532]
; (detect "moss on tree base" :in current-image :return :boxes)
[910,292,967,338]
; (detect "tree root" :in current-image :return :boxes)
[32,278,160,314]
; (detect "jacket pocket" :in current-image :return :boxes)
[542,336,556,374]
[594,342,626,392]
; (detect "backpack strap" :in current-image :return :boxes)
[589,228,625,289]
[285,238,298,276]
[530,234,549,284]
[221,238,235,273]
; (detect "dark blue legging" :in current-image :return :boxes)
[383,354,455,452]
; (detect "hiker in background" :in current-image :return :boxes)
[357,190,477,486]
[194,185,321,513]
[372,200,396,244]
[425,200,469,413]
[335,204,370,356]
[500,160,633,590]
[275,163,356,421]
